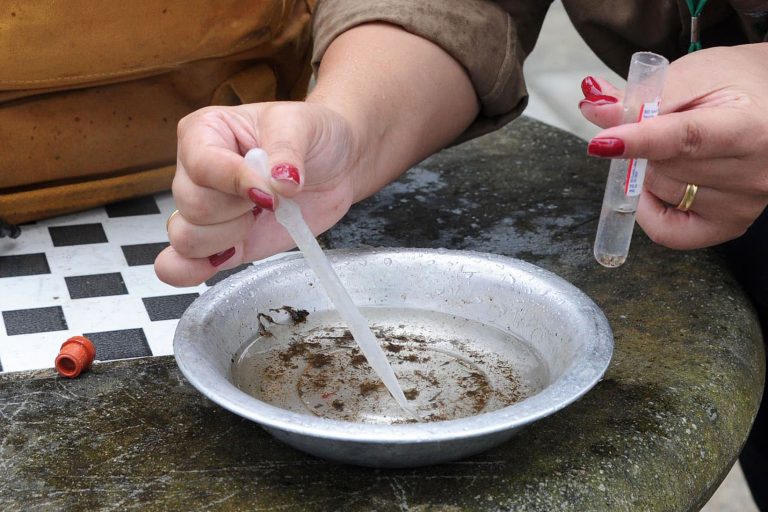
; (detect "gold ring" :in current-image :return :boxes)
[676,184,698,212]
[166,209,180,231]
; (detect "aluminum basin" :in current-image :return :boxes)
[174,248,613,467]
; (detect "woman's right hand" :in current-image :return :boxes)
[154,101,360,287]
[154,23,479,287]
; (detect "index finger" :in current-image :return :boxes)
[592,107,755,161]
[177,107,260,196]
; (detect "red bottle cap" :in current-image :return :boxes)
[55,336,96,378]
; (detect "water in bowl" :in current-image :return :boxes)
[232,307,549,424]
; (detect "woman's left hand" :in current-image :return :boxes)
[579,43,768,250]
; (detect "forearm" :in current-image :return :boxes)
[307,23,479,200]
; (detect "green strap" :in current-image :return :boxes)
[685,0,709,52]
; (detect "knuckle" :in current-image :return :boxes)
[173,186,215,226]
[643,165,661,190]
[168,222,198,256]
[267,139,300,158]
[645,227,675,248]
[195,105,223,119]
[262,101,301,119]
[734,207,755,225]
[176,114,192,139]
[231,169,245,197]
[732,202,763,228]
[730,223,749,239]
[170,173,185,197]
[180,147,211,184]
[641,215,685,249]
[679,119,705,157]
[719,218,749,244]
[178,106,223,139]
[183,202,214,227]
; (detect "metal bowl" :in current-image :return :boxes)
[174,248,613,467]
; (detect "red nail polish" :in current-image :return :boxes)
[248,188,274,211]
[587,137,625,157]
[581,76,602,98]
[252,206,263,218]
[209,247,235,267]
[581,77,618,104]
[578,96,619,109]
[271,163,301,185]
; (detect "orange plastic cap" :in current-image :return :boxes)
[55,336,96,378]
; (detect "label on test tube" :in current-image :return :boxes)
[624,101,660,196]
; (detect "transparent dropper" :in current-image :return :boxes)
[593,52,669,268]
[244,149,421,421]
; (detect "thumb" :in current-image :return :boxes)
[258,108,308,198]
[578,76,625,129]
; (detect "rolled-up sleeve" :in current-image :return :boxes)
[311,0,549,142]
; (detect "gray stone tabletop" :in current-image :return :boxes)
[1,117,764,511]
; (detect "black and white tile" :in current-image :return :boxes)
[0,192,252,373]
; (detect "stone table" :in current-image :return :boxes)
[1,118,764,511]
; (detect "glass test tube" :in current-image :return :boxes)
[593,52,669,268]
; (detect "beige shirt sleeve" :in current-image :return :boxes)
[311,0,549,143]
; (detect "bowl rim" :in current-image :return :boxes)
[174,248,613,444]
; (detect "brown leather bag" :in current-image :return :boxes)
[0,0,314,230]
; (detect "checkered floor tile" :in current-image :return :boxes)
[0,192,253,373]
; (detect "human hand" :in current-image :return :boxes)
[154,23,479,287]
[154,101,359,286]
[579,43,768,250]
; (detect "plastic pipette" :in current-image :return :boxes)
[244,149,420,420]
[594,52,669,267]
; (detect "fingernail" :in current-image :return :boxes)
[581,76,602,98]
[587,137,625,157]
[209,247,236,267]
[271,163,301,185]
[252,206,263,218]
[578,96,618,109]
[247,188,274,211]
[581,77,618,104]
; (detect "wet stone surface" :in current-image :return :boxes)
[1,117,764,511]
